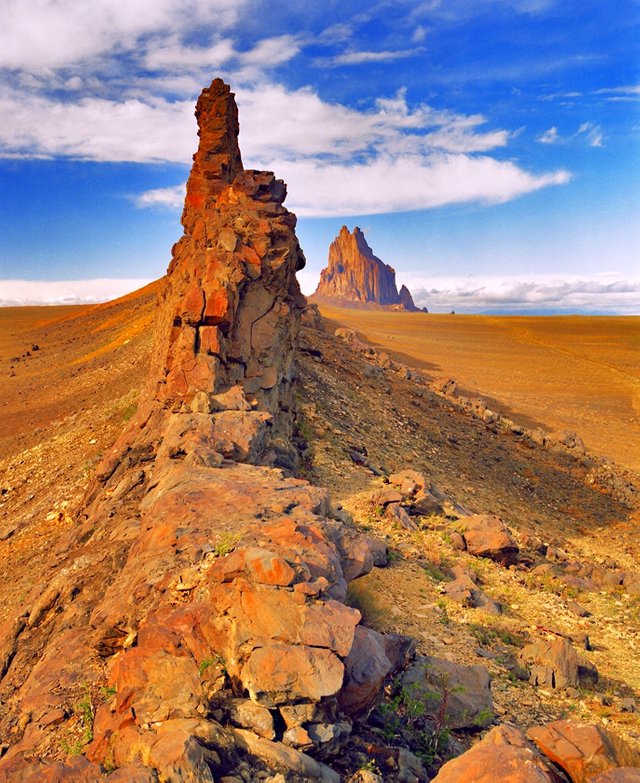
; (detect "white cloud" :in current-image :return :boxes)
[595,85,640,98]
[412,25,427,43]
[0,88,196,162]
[322,48,424,66]
[258,154,570,217]
[0,278,152,306]
[134,184,185,208]
[0,0,244,71]
[577,122,604,147]
[133,153,570,216]
[538,126,559,144]
[397,274,640,314]
[142,36,237,71]
[0,3,572,220]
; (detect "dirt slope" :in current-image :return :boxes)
[317,305,640,473]
[0,282,158,628]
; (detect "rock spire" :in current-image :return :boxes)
[140,77,307,468]
[313,225,419,310]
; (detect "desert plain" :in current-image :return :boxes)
[319,306,640,473]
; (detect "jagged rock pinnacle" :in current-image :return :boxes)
[134,78,307,467]
[313,225,418,310]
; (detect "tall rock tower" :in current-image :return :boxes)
[122,78,308,471]
[313,225,418,310]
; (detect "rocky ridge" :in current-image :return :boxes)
[0,79,398,782]
[313,227,421,311]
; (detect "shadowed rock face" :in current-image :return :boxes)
[0,80,391,783]
[314,226,418,310]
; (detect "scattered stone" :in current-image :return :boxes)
[228,699,275,740]
[567,600,590,617]
[385,502,417,530]
[389,469,427,492]
[455,515,519,566]
[619,698,637,713]
[371,488,403,508]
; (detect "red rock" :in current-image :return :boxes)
[0,78,380,783]
[385,502,417,530]
[457,514,519,565]
[527,720,640,783]
[432,724,564,782]
[389,469,427,491]
[339,625,393,719]
[112,646,202,723]
[313,226,418,309]
[371,488,403,507]
[398,284,419,312]
[242,643,345,706]
[591,770,640,783]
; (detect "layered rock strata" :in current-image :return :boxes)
[0,80,393,782]
[313,226,419,310]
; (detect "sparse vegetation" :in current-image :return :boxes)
[468,621,526,648]
[213,532,242,557]
[199,654,226,675]
[346,580,386,630]
[373,674,457,768]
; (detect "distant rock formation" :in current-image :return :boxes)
[313,226,420,310]
[398,284,419,312]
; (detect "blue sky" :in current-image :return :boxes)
[0,0,639,312]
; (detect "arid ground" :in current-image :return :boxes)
[318,306,640,473]
[1,291,639,764]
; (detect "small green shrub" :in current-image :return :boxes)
[213,532,241,557]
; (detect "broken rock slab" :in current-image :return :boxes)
[454,515,519,566]
[519,638,579,691]
[527,720,640,783]
[431,724,564,782]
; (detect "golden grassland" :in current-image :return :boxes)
[318,305,640,473]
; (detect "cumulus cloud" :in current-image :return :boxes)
[0,278,152,307]
[399,274,640,314]
[0,0,244,71]
[267,155,570,216]
[134,154,570,216]
[0,0,571,217]
[0,88,196,162]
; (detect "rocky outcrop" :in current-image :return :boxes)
[398,284,419,312]
[431,724,565,782]
[0,80,399,783]
[313,226,419,310]
[527,721,640,783]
